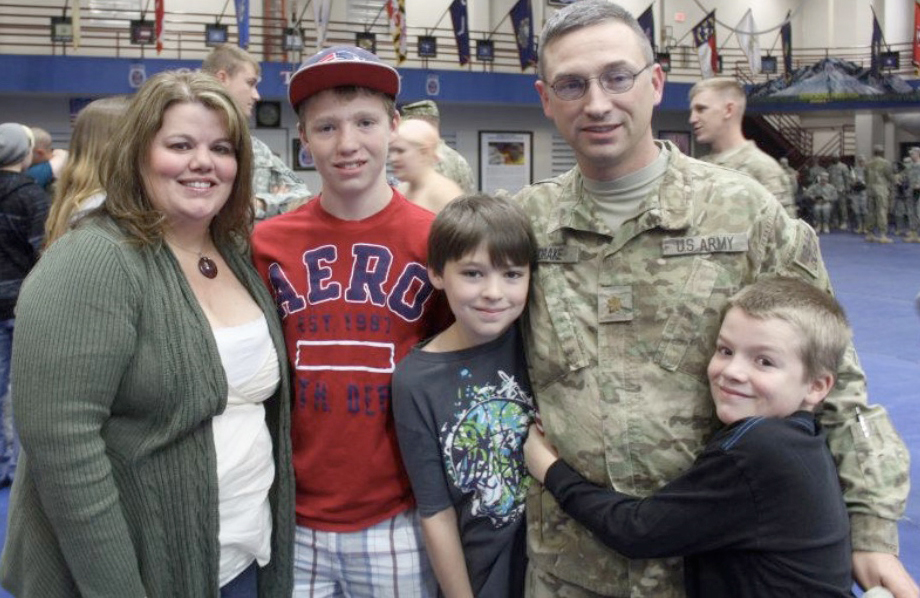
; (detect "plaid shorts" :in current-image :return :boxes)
[293,509,436,598]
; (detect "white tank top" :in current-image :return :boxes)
[211,315,280,587]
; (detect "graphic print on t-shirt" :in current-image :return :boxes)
[441,368,534,527]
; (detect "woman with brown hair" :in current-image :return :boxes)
[0,71,294,598]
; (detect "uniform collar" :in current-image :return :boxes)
[547,140,696,237]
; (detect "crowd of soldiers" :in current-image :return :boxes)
[793,146,920,243]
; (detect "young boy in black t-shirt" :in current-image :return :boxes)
[393,194,537,597]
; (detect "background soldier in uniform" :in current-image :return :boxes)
[865,145,895,243]
[804,171,837,234]
[400,100,476,193]
[827,157,852,230]
[851,154,869,233]
[516,1,917,597]
[202,44,310,218]
[904,147,920,242]
[689,77,796,218]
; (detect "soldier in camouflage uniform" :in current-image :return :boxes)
[865,145,895,243]
[689,77,796,218]
[400,100,476,193]
[202,44,310,218]
[904,147,920,242]
[803,171,837,234]
[807,157,829,187]
[851,154,869,234]
[892,158,913,237]
[517,2,916,597]
[827,158,851,229]
[779,156,799,197]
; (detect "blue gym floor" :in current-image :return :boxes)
[0,230,917,594]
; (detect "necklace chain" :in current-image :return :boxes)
[166,238,219,279]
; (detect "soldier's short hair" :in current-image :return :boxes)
[689,77,746,113]
[726,277,851,383]
[428,194,537,277]
[201,43,261,78]
[537,0,653,81]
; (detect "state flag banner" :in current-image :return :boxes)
[781,13,792,76]
[637,4,655,51]
[510,0,537,69]
[449,0,470,66]
[693,11,718,79]
[871,12,883,75]
[736,8,760,74]
[913,1,920,71]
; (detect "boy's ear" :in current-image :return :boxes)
[297,122,308,147]
[803,371,835,408]
[215,70,231,85]
[427,266,444,290]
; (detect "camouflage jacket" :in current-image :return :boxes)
[435,140,476,193]
[865,157,894,198]
[701,140,796,218]
[781,164,799,195]
[516,142,909,597]
[906,161,920,190]
[827,162,852,192]
[251,135,310,217]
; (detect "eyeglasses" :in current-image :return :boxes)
[548,63,653,101]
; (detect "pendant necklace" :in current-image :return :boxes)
[168,238,219,279]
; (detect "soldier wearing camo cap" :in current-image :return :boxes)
[516,1,916,597]
[904,147,920,242]
[865,145,895,243]
[689,77,796,218]
[400,100,476,193]
[779,155,799,203]
[892,157,914,238]
[851,154,869,233]
[827,157,852,229]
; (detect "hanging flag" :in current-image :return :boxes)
[386,0,407,64]
[637,4,655,52]
[234,0,249,48]
[692,11,718,79]
[155,0,164,54]
[313,0,331,50]
[510,0,536,69]
[449,0,470,66]
[72,0,82,49]
[913,1,920,74]
[735,8,760,74]
[780,12,792,77]
[870,11,883,75]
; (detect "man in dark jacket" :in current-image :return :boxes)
[0,122,50,485]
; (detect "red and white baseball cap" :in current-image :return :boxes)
[288,45,401,110]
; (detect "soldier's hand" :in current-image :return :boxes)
[853,551,919,598]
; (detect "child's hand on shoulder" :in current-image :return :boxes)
[524,421,559,484]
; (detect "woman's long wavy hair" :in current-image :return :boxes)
[100,70,254,247]
[44,96,129,246]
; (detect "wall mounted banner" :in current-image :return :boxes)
[449,0,470,66]
[234,0,249,48]
[692,11,718,79]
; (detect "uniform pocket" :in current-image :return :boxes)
[654,257,733,379]
[524,263,590,391]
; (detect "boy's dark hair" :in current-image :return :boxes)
[428,194,537,276]
[727,276,852,382]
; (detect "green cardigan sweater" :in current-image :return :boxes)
[0,216,294,597]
